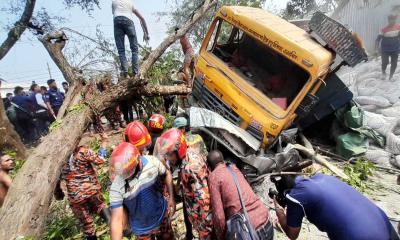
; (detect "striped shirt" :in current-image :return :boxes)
[110,155,167,235]
[378,24,400,53]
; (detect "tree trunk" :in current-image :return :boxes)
[0,1,215,238]
[56,80,85,120]
[0,98,26,158]
[0,0,36,60]
[39,32,83,119]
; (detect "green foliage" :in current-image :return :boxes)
[89,138,102,153]
[15,236,35,240]
[164,113,175,130]
[344,158,376,192]
[43,200,81,240]
[282,0,338,20]
[67,104,85,114]
[160,0,267,47]
[49,120,63,131]
[283,0,317,19]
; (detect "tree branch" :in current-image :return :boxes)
[0,0,37,60]
[39,31,76,84]
[138,84,191,97]
[137,0,217,79]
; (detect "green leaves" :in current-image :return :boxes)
[67,104,85,114]
[344,158,376,192]
[49,120,63,131]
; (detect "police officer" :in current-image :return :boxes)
[47,79,65,116]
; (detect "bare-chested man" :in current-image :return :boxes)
[0,152,14,207]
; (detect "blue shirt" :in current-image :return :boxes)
[12,95,34,112]
[286,174,391,240]
[43,93,50,103]
[48,88,64,111]
[110,156,167,235]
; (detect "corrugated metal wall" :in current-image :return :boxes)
[332,0,400,54]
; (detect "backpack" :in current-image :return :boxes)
[225,165,260,240]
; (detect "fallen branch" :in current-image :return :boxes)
[293,144,349,180]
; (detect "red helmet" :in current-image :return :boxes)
[110,142,140,181]
[148,114,165,133]
[125,121,152,150]
[153,128,187,160]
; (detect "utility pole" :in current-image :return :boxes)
[47,62,52,79]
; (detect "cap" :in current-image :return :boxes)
[173,117,188,128]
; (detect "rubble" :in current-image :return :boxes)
[338,58,400,169]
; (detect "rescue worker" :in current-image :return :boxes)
[147,114,165,154]
[109,142,175,240]
[272,173,398,240]
[125,121,152,154]
[154,128,213,240]
[125,120,175,232]
[59,133,111,240]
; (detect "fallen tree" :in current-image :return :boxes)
[0,0,216,238]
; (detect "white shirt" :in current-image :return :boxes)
[112,0,135,21]
[35,93,48,110]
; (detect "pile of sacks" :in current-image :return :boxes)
[337,58,400,168]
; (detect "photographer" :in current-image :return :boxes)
[272,173,398,240]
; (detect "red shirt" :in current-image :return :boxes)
[209,163,269,239]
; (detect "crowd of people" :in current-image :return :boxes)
[2,80,67,144]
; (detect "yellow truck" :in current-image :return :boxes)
[189,6,367,178]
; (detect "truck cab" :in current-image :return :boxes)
[191,6,366,176]
[192,6,362,146]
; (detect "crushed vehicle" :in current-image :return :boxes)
[187,6,368,181]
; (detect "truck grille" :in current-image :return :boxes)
[246,125,264,141]
[192,78,241,126]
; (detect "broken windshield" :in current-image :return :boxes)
[208,19,310,111]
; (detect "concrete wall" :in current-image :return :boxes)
[332,0,400,54]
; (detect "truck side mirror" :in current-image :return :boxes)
[295,94,319,119]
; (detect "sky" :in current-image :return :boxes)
[0,0,288,92]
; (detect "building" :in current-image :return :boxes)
[332,0,400,54]
[0,81,31,97]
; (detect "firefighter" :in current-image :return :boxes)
[154,128,214,240]
[59,133,111,240]
[109,141,175,239]
[124,121,152,154]
[147,114,166,154]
